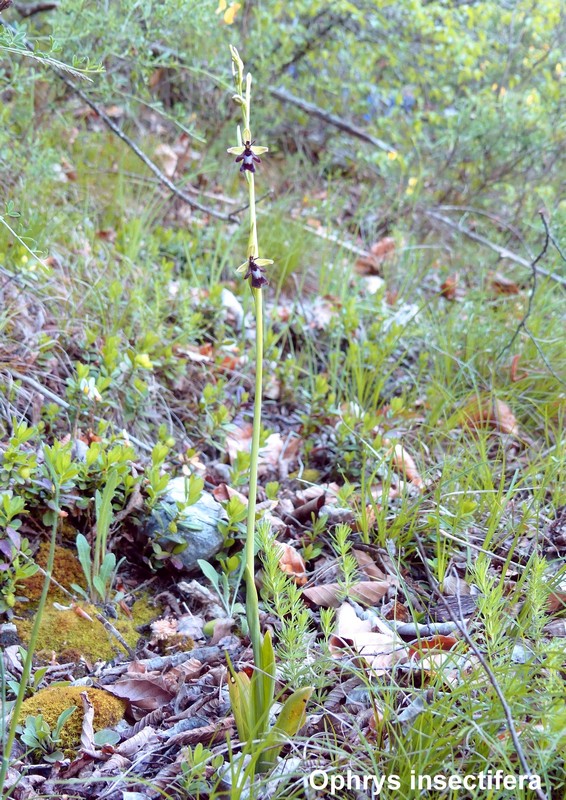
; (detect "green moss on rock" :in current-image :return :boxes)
[18,543,86,605]
[20,686,126,752]
[16,596,158,663]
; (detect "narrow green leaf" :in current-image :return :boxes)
[262,686,313,765]
[260,630,276,719]
[198,559,221,593]
[75,534,93,591]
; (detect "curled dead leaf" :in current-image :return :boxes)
[154,143,178,178]
[329,603,407,675]
[388,443,424,489]
[440,273,459,300]
[277,542,307,586]
[490,272,520,295]
[408,635,459,658]
[460,395,519,436]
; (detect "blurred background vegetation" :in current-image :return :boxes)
[0,0,564,448]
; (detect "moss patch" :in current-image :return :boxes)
[19,686,126,752]
[16,596,158,662]
[19,543,86,605]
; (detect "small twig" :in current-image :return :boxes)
[0,18,239,225]
[14,1,57,16]
[94,612,135,658]
[425,208,566,287]
[499,211,547,356]
[3,369,154,453]
[496,213,565,384]
[269,87,395,153]
[413,531,548,800]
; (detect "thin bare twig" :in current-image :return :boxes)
[94,612,135,658]
[425,208,566,287]
[0,18,238,224]
[269,87,395,153]
[496,213,565,384]
[413,531,548,800]
[499,210,548,356]
[3,369,154,452]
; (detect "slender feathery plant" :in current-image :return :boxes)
[224,46,312,781]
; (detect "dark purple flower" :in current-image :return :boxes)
[227,140,269,174]
[237,255,273,288]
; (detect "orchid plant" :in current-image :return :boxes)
[224,46,312,778]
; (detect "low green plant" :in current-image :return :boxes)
[0,442,78,794]
[17,706,77,763]
[0,491,37,612]
[198,557,245,620]
[180,743,224,796]
[330,523,358,599]
[4,652,48,701]
[71,468,124,605]
[258,523,325,688]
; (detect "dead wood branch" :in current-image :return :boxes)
[270,87,395,153]
[425,208,566,287]
[14,1,58,16]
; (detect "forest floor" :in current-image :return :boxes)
[1,44,566,800]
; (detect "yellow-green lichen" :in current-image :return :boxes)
[19,686,126,752]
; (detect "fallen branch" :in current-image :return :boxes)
[0,18,238,224]
[3,369,154,453]
[425,208,566,287]
[14,1,58,16]
[270,86,395,153]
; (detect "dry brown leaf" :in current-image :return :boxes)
[353,549,386,580]
[408,635,459,657]
[389,443,424,489]
[490,272,520,295]
[115,726,160,757]
[547,591,566,614]
[510,354,528,382]
[104,676,174,713]
[349,581,392,605]
[440,273,459,300]
[302,583,342,608]
[356,237,396,274]
[460,395,519,435]
[154,143,178,177]
[329,603,407,674]
[212,483,248,505]
[384,600,411,622]
[277,542,308,586]
[371,236,396,262]
[79,691,96,754]
[303,579,392,608]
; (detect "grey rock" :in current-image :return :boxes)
[146,477,225,571]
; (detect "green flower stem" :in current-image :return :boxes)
[0,484,60,796]
[245,283,263,666]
